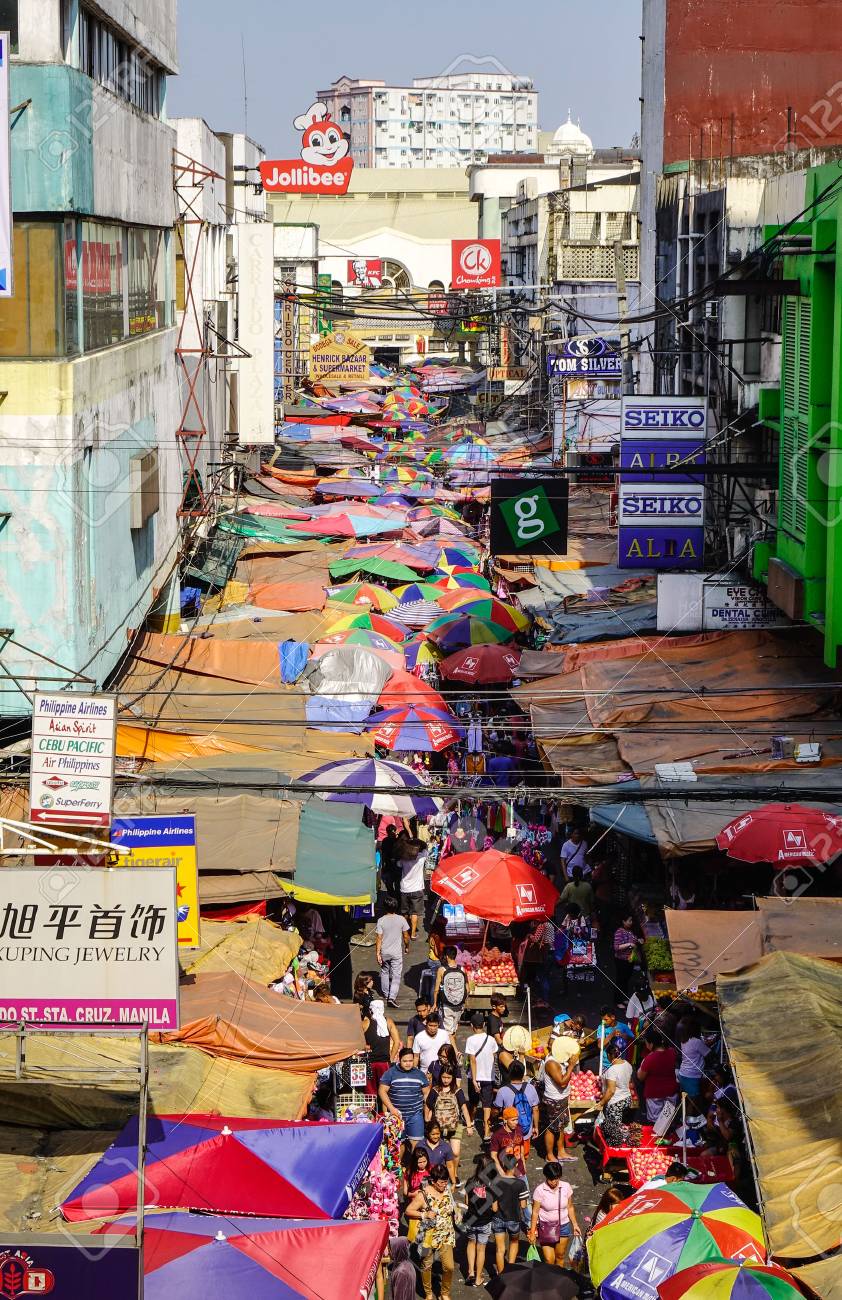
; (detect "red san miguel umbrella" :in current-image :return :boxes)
[432,849,559,923]
[715,804,842,865]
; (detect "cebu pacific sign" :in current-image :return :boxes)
[261,102,354,194]
[490,478,569,557]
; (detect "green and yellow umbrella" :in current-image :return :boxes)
[588,1183,766,1300]
[659,1260,807,1300]
[426,613,516,649]
[433,593,530,631]
[328,583,398,612]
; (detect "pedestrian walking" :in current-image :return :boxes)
[527,1161,580,1267]
[538,1042,576,1163]
[493,1060,540,1148]
[461,1153,496,1288]
[613,914,641,993]
[375,896,410,1006]
[597,1040,634,1146]
[361,998,400,1092]
[413,1013,455,1074]
[387,1236,416,1300]
[465,1011,499,1140]
[637,1032,679,1124]
[489,1152,529,1274]
[425,1065,473,1183]
[379,1047,430,1144]
[405,1165,460,1300]
[380,826,402,897]
[432,946,468,1033]
[398,836,427,939]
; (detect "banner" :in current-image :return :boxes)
[111,815,200,948]
[347,258,382,287]
[29,693,116,827]
[451,239,501,289]
[310,330,371,381]
[547,337,621,379]
[0,1242,140,1295]
[490,478,569,557]
[0,33,11,298]
[0,867,179,1030]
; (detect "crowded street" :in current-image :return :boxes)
[1,3,842,1298]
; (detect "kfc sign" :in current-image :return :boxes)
[347,258,382,287]
[452,239,501,289]
[261,101,354,195]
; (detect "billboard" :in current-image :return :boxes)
[657,574,791,633]
[261,101,354,195]
[237,223,275,446]
[110,815,200,948]
[310,330,371,381]
[0,867,179,1030]
[451,239,501,289]
[0,33,11,298]
[618,396,708,571]
[490,478,569,557]
[0,1241,140,1296]
[29,693,116,827]
[547,337,621,379]
[347,258,382,288]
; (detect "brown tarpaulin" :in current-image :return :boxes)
[163,971,365,1072]
[182,918,300,983]
[719,952,842,1270]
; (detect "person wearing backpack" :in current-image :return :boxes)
[433,946,468,1034]
[493,1060,540,1148]
[425,1065,474,1185]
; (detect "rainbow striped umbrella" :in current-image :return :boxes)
[659,1260,806,1300]
[432,594,529,632]
[430,573,491,592]
[426,613,516,649]
[588,1183,766,1300]
[394,582,451,602]
[323,610,408,641]
[328,583,398,612]
[403,634,443,669]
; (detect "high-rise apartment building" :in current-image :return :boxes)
[317,73,538,168]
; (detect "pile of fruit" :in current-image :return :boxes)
[643,937,674,973]
[568,1071,601,1103]
[627,1148,672,1187]
[473,955,518,986]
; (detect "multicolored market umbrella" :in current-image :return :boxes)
[435,545,482,567]
[366,703,464,752]
[312,631,404,672]
[97,1213,388,1300]
[587,1183,767,1300]
[402,634,444,669]
[432,849,559,923]
[430,572,491,592]
[715,804,842,865]
[658,1260,807,1300]
[299,757,440,816]
[327,582,398,611]
[61,1116,384,1222]
[439,644,522,684]
[426,613,517,649]
[323,610,408,641]
[433,593,529,630]
[394,582,450,602]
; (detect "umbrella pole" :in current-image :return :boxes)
[481,919,490,959]
[526,983,532,1038]
[681,1092,687,1165]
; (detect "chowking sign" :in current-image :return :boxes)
[310,329,371,381]
[0,866,179,1030]
[618,396,708,570]
[260,101,354,194]
[451,239,501,289]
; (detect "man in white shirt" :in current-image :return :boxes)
[399,838,427,939]
[412,1012,455,1073]
[560,827,589,879]
[465,1011,499,1140]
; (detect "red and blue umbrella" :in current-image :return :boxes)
[366,703,464,752]
[97,1212,388,1300]
[61,1116,383,1222]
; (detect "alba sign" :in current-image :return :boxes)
[261,101,354,195]
[451,239,501,289]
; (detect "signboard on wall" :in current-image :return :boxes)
[111,815,200,948]
[618,396,708,571]
[0,1241,140,1295]
[451,239,501,289]
[490,478,569,557]
[29,693,116,827]
[310,330,371,381]
[0,867,179,1030]
[657,574,791,633]
[347,258,382,287]
[0,33,11,298]
[261,102,354,195]
[237,223,275,445]
[547,337,621,378]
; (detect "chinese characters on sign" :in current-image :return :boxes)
[617,397,708,570]
[451,240,501,289]
[111,815,200,948]
[29,693,116,827]
[0,868,179,1029]
[260,101,354,194]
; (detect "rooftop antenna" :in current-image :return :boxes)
[241,31,248,136]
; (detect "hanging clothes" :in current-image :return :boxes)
[466,717,483,753]
[278,639,309,683]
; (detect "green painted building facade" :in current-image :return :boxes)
[754,164,842,667]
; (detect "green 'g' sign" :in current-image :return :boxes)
[490,478,569,557]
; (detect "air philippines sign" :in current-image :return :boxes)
[451,239,501,289]
[29,692,116,827]
[260,101,354,194]
[547,337,622,379]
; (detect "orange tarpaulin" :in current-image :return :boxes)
[116,724,264,762]
[249,580,328,613]
[129,631,282,686]
[163,971,365,1073]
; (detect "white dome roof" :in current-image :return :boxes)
[550,115,594,156]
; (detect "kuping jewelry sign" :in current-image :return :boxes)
[0,867,179,1030]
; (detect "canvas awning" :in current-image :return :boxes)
[285,801,376,904]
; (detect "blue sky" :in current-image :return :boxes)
[169,0,643,154]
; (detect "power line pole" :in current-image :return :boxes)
[614,238,634,394]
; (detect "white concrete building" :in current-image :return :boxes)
[317,73,538,169]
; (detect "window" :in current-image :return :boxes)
[0,223,64,357]
[0,0,18,53]
[127,227,166,335]
[82,221,125,348]
[76,4,163,117]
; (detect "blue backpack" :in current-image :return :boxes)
[509,1084,533,1134]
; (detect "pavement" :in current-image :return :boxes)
[352,916,609,1297]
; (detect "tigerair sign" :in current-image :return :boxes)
[490,478,569,557]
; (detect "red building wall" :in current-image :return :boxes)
[664,0,842,164]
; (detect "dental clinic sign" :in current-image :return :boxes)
[490,478,569,557]
[260,101,354,194]
[618,396,708,570]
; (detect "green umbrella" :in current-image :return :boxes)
[329,556,423,584]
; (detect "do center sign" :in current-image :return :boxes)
[490,477,569,557]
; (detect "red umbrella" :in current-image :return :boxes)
[715,803,842,865]
[432,849,559,923]
[440,644,522,684]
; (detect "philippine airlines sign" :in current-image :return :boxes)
[451,239,501,289]
[261,101,354,195]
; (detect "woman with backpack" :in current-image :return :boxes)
[433,946,468,1034]
[425,1065,474,1185]
[429,1042,463,1087]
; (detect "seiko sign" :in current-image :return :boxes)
[621,396,708,436]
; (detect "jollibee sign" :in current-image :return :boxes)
[451,239,501,289]
[261,102,354,194]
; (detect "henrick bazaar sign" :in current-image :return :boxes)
[310,330,371,381]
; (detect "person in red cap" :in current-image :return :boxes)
[490,1107,528,1179]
